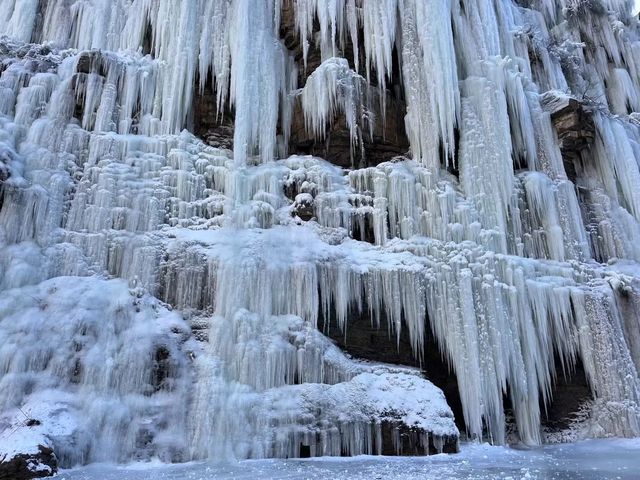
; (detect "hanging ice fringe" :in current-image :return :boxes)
[0,0,640,467]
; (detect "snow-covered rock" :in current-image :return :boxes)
[0,406,58,479]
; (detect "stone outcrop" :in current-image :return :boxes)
[280,1,410,168]
[288,89,410,168]
[380,422,458,455]
[192,78,235,150]
[192,0,410,167]
[326,307,592,442]
[0,155,8,211]
[541,92,595,182]
[547,97,595,155]
[0,445,57,480]
[291,192,315,221]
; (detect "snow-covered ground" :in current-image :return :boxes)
[57,439,640,480]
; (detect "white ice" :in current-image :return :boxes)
[57,438,640,480]
[2,0,640,469]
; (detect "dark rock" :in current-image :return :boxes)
[325,308,466,435]
[541,358,591,433]
[291,193,314,221]
[280,0,409,168]
[72,51,111,126]
[0,445,58,479]
[0,149,12,211]
[325,304,594,443]
[541,93,595,187]
[279,1,325,85]
[541,93,595,163]
[380,422,458,455]
[151,345,173,392]
[541,94,617,263]
[76,50,108,77]
[191,76,235,150]
[288,89,409,169]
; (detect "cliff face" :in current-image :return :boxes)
[1,0,640,472]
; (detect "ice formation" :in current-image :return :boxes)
[1,0,640,470]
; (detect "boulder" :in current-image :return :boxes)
[541,92,595,158]
[291,192,314,221]
[0,445,57,480]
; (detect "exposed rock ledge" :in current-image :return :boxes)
[0,445,57,480]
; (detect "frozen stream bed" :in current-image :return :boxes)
[58,439,640,480]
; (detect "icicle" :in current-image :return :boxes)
[399,0,459,170]
[0,0,39,42]
[229,0,295,165]
[298,57,370,160]
[2,0,640,466]
[458,73,515,253]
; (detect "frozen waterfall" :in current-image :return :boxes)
[1,0,640,472]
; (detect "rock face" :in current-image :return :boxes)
[288,89,410,168]
[542,92,596,183]
[325,306,593,439]
[0,446,57,480]
[380,422,458,455]
[544,96,595,157]
[280,2,410,168]
[0,158,8,210]
[192,78,235,150]
[326,312,466,434]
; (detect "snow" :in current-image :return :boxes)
[0,392,75,459]
[57,438,640,480]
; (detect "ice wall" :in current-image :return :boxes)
[1,0,640,467]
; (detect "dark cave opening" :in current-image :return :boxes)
[190,74,234,150]
[542,356,591,434]
[323,304,467,434]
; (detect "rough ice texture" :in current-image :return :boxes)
[0,277,196,465]
[1,0,640,469]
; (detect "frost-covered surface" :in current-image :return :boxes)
[0,275,456,464]
[1,0,640,469]
[298,58,371,155]
[0,276,197,464]
[57,438,640,480]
